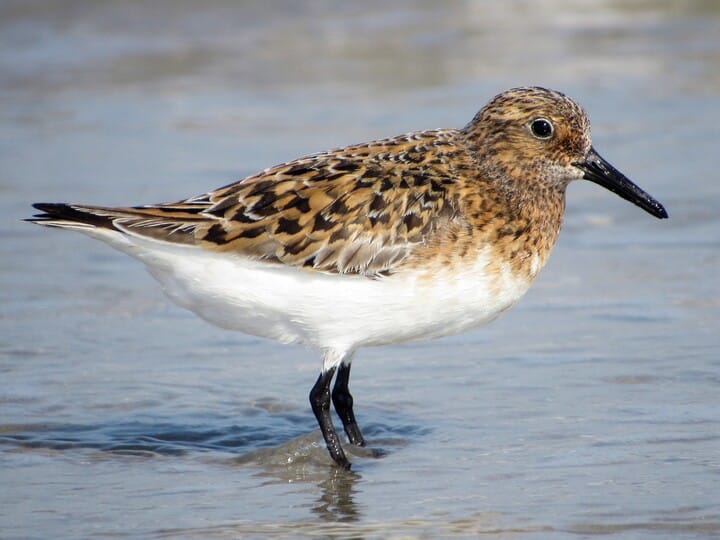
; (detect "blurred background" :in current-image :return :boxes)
[1,1,719,538]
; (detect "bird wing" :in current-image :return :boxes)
[31,131,469,277]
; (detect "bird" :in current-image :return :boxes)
[27,86,668,470]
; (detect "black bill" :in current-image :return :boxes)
[575,147,668,219]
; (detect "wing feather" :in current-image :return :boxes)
[32,130,472,277]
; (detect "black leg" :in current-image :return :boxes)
[310,367,351,470]
[332,363,366,447]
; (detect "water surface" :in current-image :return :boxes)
[1,1,719,538]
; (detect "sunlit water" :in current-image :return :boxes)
[1,1,719,538]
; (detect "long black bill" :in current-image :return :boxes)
[575,146,668,219]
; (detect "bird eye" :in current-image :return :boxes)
[530,118,553,139]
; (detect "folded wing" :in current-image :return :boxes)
[30,133,466,277]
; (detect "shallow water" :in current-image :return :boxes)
[1,1,719,538]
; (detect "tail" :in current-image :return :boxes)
[26,203,118,231]
[27,202,206,247]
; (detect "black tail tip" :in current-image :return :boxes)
[26,202,72,222]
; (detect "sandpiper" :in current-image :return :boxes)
[28,87,667,469]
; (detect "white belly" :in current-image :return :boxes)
[81,228,535,354]
[148,249,530,352]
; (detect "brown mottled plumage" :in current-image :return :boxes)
[28,87,668,469]
[41,89,588,279]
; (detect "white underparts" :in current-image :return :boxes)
[61,225,538,368]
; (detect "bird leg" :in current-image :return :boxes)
[310,367,351,469]
[332,363,366,446]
